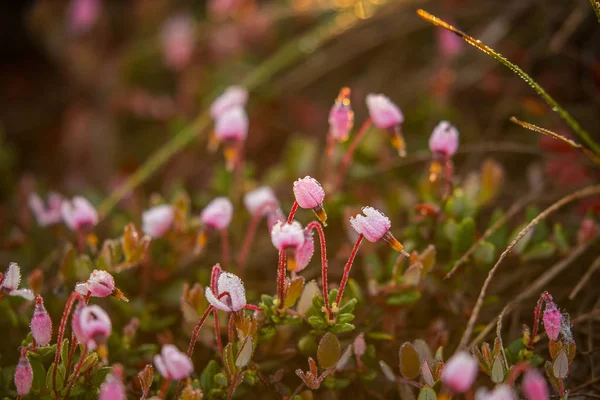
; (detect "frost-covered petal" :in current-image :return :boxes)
[349,207,391,242]
[205,286,232,312]
[295,231,315,272]
[293,176,325,209]
[271,221,305,251]
[217,272,246,312]
[2,262,21,292]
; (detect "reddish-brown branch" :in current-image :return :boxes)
[306,221,331,314]
[336,234,364,305]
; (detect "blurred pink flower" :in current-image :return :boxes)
[244,186,278,216]
[437,27,463,59]
[476,385,514,400]
[366,94,404,130]
[522,369,549,400]
[429,120,459,157]
[201,197,233,230]
[154,344,194,381]
[28,192,63,227]
[142,205,174,238]
[75,305,112,350]
[161,14,196,71]
[208,0,242,20]
[75,270,115,298]
[214,107,249,142]
[210,86,248,119]
[328,89,354,141]
[441,351,478,393]
[205,270,247,312]
[31,296,52,346]
[577,217,598,245]
[61,196,98,232]
[99,372,126,400]
[14,349,33,397]
[68,0,101,34]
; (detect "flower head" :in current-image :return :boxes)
[154,344,194,380]
[1,263,34,300]
[366,94,404,130]
[429,121,459,157]
[28,192,63,226]
[210,86,248,119]
[350,207,406,254]
[205,267,247,312]
[68,0,101,34]
[295,230,315,272]
[522,369,549,400]
[328,88,354,141]
[61,196,98,232]
[476,385,515,400]
[200,197,233,230]
[441,351,478,393]
[543,301,562,341]
[75,305,112,350]
[75,270,115,298]
[30,296,52,346]
[99,369,126,400]
[293,176,327,225]
[271,221,305,251]
[142,204,174,238]
[244,186,278,216]
[214,107,249,143]
[160,14,196,71]
[14,349,33,396]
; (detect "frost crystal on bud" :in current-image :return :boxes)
[61,196,98,232]
[441,351,478,393]
[293,176,325,209]
[154,344,194,380]
[142,204,174,238]
[200,197,233,230]
[349,207,391,242]
[366,94,403,129]
[205,269,247,312]
[31,296,52,346]
[429,120,459,157]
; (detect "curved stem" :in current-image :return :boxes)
[336,234,364,306]
[276,250,286,307]
[228,314,235,344]
[158,378,171,399]
[186,305,215,358]
[458,184,600,349]
[306,221,331,314]
[63,346,88,398]
[214,309,223,357]
[336,118,372,190]
[52,291,83,396]
[287,202,299,224]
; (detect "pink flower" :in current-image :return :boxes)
[441,351,478,393]
[14,349,33,396]
[577,217,598,245]
[244,186,278,216]
[210,86,248,119]
[429,121,459,157]
[366,94,404,130]
[205,269,247,312]
[522,369,549,400]
[437,27,463,58]
[543,302,562,341]
[75,270,115,298]
[68,0,101,34]
[142,205,174,238]
[271,221,305,251]
[160,14,196,71]
[293,176,327,225]
[214,107,249,142]
[295,230,315,272]
[476,385,515,400]
[1,263,34,300]
[154,344,194,380]
[75,305,112,350]
[61,196,98,232]
[99,371,126,400]
[30,296,52,346]
[28,192,63,226]
[350,207,402,249]
[328,88,354,141]
[201,197,233,230]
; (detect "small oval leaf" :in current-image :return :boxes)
[317,333,341,369]
[553,350,569,379]
[399,342,421,379]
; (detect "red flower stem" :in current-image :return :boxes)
[236,202,277,276]
[214,309,223,357]
[276,250,286,307]
[287,201,299,224]
[306,221,331,315]
[186,305,215,358]
[53,291,83,396]
[227,371,239,400]
[335,234,364,306]
[158,378,171,399]
[228,314,235,344]
[76,230,85,253]
[505,362,531,385]
[244,304,262,312]
[220,228,231,270]
[528,291,553,348]
[65,332,78,376]
[63,346,88,398]
[336,118,372,189]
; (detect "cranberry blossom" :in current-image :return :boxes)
[205,270,247,312]
[210,86,248,119]
[429,120,459,157]
[201,197,233,230]
[142,204,174,238]
[350,207,406,254]
[28,192,63,226]
[271,221,306,271]
[1,262,34,300]
[75,270,116,298]
[154,344,194,381]
[522,369,549,400]
[543,301,562,341]
[74,305,112,350]
[14,349,33,396]
[328,88,354,141]
[244,186,278,217]
[61,196,98,232]
[441,351,478,393]
[293,176,327,224]
[366,94,406,156]
[160,14,196,71]
[30,296,52,346]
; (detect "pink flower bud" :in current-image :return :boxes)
[437,27,463,58]
[68,0,101,34]
[205,269,247,312]
[76,270,115,298]
[99,371,126,400]
[244,187,278,216]
[293,176,327,225]
[160,15,196,72]
[214,107,249,142]
[328,88,354,141]
[210,86,248,119]
[271,221,305,252]
[429,121,459,157]
[522,370,549,400]
[142,205,174,238]
[295,230,315,272]
[1,263,34,300]
[61,196,98,232]
[441,351,478,393]
[366,94,404,129]
[577,217,598,245]
[353,333,366,358]
[543,302,562,341]
[28,192,63,227]
[200,197,233,230]
[14,349,33,396]
[154,344,194,381]
[31,296,52,346]
[349,207,391,242]
[76,305,112,350]
[476,385,515,400]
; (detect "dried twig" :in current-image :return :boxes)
[569,254,600,300]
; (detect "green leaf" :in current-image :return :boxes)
[452,218,475,258]
[522,242,556,261]
[91,366,113,387]
[399,342,421,379]
[308,316,328,329]
[473,241,495,265]
[200,360,220,393]
[336,313,355,323]
[29,356,46,392]
[487,209,508,249]
[330,323,355,334]
[526,206,549,244]
[317,333,341,369]
[46,362,65,393]
[338,298,357,314]
[418,386,437,400]
[283,277,305,308]
[223,343,237,377]
[553,223,570,254]
[491,355,504,383]
[386,290,421,306]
